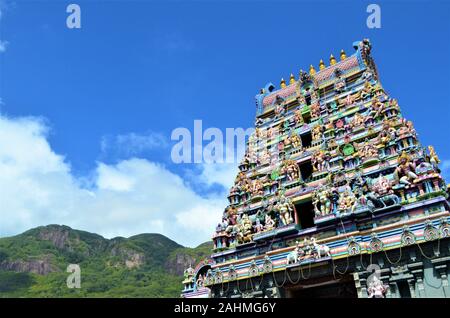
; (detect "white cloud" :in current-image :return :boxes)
[0,114,229,247]
[196,162,238,190]
[100,132,168,158]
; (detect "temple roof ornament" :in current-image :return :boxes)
[289,73,296,84]
[319,59,326,70]
[330,54,337,65]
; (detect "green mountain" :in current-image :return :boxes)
[0,225,212,297]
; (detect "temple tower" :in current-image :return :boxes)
[182,39,450,298]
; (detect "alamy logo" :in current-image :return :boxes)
[171,120,255,164]
[66,264,81,288]
[66,4,81,29]
[366,4,381,29]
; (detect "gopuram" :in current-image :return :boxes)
[182,39,450,298]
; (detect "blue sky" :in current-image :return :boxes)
[0,0,449,246]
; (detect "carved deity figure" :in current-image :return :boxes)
[264,214,276,231]
[312,125,323,141]
[351,112,366,129]
[281,159,300,182]
[290,133,302,149]
[338,188,356,213]
[254,219,264,233]
[311,102,321,118]
[236,214,253,243]
[428,145,440,169]
[394,152,418,186]
[235,171,252,192]
[312,150,329,172]
[358,139,379,160]
[274,96,286,118]
[251,179,264,197]
[360,81,374,100]
[341,93,354,107]
[367,276,388,298]
[378,121,397,146]
[260,149,271,165]
[370,97,384,118]
[397,119,416,139]
[276,195,294,226]
[313,186,332,216]
[293,109,304,126]
[196,274,204,288]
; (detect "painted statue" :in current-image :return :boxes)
[276,194,294,226]
[394,152,418,186]
[367,276,388,298]
[338,188,356,213]
[264,214,276,231]
[428,145,440,169]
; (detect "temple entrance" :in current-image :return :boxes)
[284,275,358,298]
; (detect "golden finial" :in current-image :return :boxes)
[289,73,295,84]
[309,64,316,75]
[319,59,325,70]
[340,49,346,60]
[280,78,286,89]
[330,54,336,65]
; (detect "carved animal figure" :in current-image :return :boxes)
[311,238,331,259]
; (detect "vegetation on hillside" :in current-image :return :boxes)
[0,225,212,298]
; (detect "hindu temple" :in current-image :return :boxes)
[181,39,450,298]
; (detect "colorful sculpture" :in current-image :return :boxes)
[275,194,294,226]
[394,152,418,185]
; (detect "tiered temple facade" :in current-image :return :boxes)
[182,39,450,298]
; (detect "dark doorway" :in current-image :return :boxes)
[305,95,311,106]
[295,200,315,229]
[396,280,412,298]
[299,160,313,182]
[301,131,312,148]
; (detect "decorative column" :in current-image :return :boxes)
[409,262,425,298]
[407,279,417,298]
[431,260,449,297]
[432,179,441,192]
[353,272,364,298]
[417,184,424,196]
